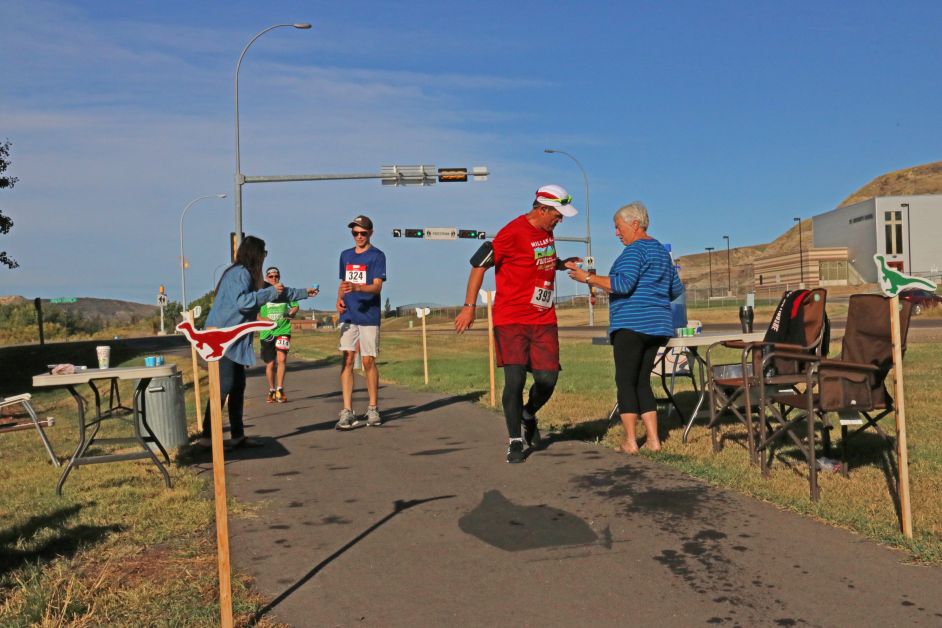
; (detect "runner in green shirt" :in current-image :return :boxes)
[259,267,317,402]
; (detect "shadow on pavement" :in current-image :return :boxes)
[379,390,486,425]
[248,495,456,626]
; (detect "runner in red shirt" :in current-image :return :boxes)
[455,185,581,463]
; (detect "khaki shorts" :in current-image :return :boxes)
[338,323,380,357]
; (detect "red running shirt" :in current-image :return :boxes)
[492,215,558,326]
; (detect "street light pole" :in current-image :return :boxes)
[544,148,593,326]
[705,246,715,299]
[794,217,804,286]
[722,235,731,296]
[180,194,227,312]
[234,23,312,256]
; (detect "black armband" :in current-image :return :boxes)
[470,241,494,268]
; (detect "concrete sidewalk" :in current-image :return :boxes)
[202,359,942,627]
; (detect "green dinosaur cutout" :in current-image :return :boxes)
[873,254,937,297]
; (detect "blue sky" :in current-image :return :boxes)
[3,0,941,308]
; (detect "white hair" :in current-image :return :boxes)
[614,201,649,230]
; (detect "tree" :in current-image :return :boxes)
[0,139,20,269]
[384,297,392,318]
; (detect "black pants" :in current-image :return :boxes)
[612,329,668,415]
[502,365,558,439]
[201,356,247,439]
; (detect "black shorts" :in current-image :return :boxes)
[260,335,290,362]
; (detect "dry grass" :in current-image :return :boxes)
[0,354,283,626]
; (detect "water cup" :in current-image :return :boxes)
[144,355,157,367]
[96,345,110,369]
[312,283,319,291]
[155,355,165,366]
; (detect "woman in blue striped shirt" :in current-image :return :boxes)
[568,201,684,454]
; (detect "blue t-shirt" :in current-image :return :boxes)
[338,246,387,325]
[608,238,684,338]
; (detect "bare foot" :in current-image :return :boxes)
[617,442,640,455]
[643,441,661,452]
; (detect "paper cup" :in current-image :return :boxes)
[96,346,110,369]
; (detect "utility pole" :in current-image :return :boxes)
[722,235,731,296]
[794,217,804,286]
[705,246,715,299]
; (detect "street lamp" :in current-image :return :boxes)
[181,194,227,312]
[722,235,731,297]
[234,23,312,254]
[544,148,593,326]
[794,217,804,286]
[705,247,715,298]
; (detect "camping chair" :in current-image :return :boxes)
[0,393,60,466]
[759,294,912,500]
[705,289,829,464]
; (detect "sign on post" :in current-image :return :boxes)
[415,307,431,385]
[423,227,457,240]
[50,297,77,303]
[479,289,497,407]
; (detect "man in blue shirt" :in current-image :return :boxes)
[336,215,387,429]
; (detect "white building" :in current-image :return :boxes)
[812,194,942,283]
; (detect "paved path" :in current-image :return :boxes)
[202,359,942,627]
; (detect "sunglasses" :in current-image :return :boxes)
[351,230,371,237]
[267,274,280,279]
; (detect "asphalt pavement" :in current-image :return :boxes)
[198,359,942,627]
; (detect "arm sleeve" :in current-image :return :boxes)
[233,268,278,314]
[608,247,643,295]
[282,288,309,301]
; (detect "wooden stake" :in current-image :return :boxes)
[889,295,913,538]
[188,310,203,432]
[421,313,429,385]
[207,360,234,627]
[486,292,496,407]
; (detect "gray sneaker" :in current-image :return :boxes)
[336,408,357,430]
[366,406,382,426]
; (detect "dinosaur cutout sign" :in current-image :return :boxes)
[176,320,275,361]
[873,254,937,297]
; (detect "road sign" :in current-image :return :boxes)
[424,227,457,240]
[158,294,169,306]
[392,229,402,237]
[50,297,77,304]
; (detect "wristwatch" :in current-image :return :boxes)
[463,303,475,308]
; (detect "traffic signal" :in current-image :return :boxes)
[404,229,424,238]
[438,167,468,183]
[458,230,486,239]
[392,229,402,237]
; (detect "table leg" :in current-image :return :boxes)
[681,348,709,443]
[56,385,88,496]
[656,350,685,421]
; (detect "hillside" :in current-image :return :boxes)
[677,159,942,292]
[840,161,942,207]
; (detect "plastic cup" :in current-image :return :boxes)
[155,355,165,366]
[144,356,157,367]
[96,346,110,369]
[312,283,319,291]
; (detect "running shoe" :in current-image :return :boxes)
[506,440,525,463]
[366,406,382,426]
[522,410,542,449]
[336,408,357,430]
[267,390,276,404]
[275,388,287,403]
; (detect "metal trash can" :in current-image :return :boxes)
[139,372,187,451]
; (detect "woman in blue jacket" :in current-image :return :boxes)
[199,236,317,448]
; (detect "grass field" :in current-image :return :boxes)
[0,354,280,626]
[292,322,942,564]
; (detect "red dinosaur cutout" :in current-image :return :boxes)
[176,320,276,361]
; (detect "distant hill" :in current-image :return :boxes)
[0,296,157,324]
[676,159,942,292]
[839,161,942,207]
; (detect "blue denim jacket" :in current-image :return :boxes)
[205,265,309,366]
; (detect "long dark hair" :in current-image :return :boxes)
[215,235,266,294]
